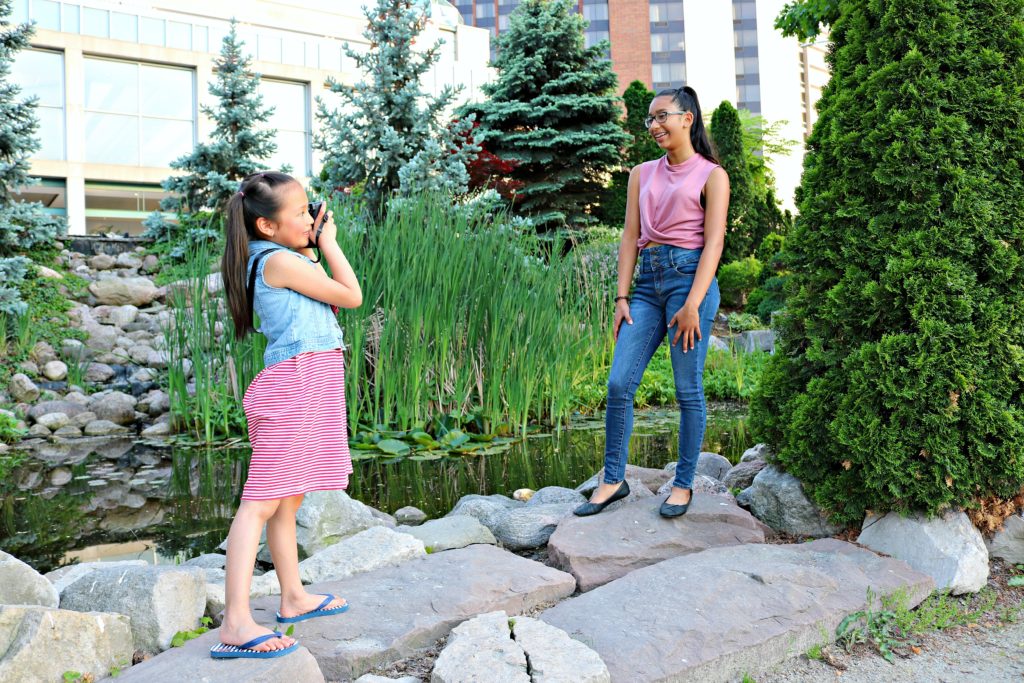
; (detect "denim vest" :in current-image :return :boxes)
[247,240,345,367]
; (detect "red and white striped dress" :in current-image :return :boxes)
[241,348,352,500]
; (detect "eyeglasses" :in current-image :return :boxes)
[644,111,689,128]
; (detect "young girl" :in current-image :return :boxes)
[210,171,362,659]
[575,86,729,519]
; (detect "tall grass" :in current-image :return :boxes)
[163,240,265,443]
[163,195,610,442]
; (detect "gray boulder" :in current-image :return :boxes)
[447,494,523,530]
[42,360,68,381]
[513,615,610,682]
[738,329,775,353]
[526,486,587,507]
[356,676,421,683]
[742,465,841,537]
[58,565,206,653]
[858,510,988,594]
[35,412,70,431]
[8,373,39,403]
[492,503,578,550]
[89,254,116,270]
[988,512,1024,564]
[84,419,131,436]
[88,277,161,306]
[89,391,138,425]
[722,459,767,490]
[396,516,496,551]
[741,443,772,462]
[252,490,384,563]
[656,473,732,497]
[183,553,227,570]
[394,505,428,526]
[294,525,425,584]
[695,452,733,481]
[85,362,116,383]
[0,606,133,682]
[0,550,59,607]
[709,335,730,351]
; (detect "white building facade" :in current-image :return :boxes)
[11,0,492,235]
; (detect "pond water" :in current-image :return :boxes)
[1,404,749,573]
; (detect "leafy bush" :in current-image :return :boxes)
[745,274,789,322]
[750,0,1024,524]
[717,257,763,308]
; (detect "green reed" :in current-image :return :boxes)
[163,239,265,443]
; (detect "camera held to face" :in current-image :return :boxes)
[307,201,325,248]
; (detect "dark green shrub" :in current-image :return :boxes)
[718,257,763,308]
[750,0,1024,524]
[746,274,789,322]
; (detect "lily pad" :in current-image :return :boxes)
[377,439,411,456]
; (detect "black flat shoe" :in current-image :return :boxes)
[660,492,692,518]
[573,480,631,517]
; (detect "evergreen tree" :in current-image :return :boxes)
[314,0,477,217]
[462,0,630,230]
[160,20,276,214]
[750,0,1024,524]
[775,0,841,40]
[622,80,661,167]
[0,0,65,314]
[709,101,757,262]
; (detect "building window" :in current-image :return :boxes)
[733,1,756,21]
[83,58,195,167]
[652,62,686,89]
[651,32,684,53]
[734,29,757,48]
[33,0,60,30]
[110,12,138,43]
[650,2,684,23]
[82,7,109,38]
[585,30,610,50]
[259,80,310,176]
[84,182,169,236]
[167,21,193,50]
[476,3,495,18]
[582,4,608,21]
[11,49,65,161]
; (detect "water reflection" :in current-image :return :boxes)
[0,405,747,572]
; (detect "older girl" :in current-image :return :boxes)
[575,86,729,519]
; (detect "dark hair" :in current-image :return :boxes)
[654,85,719,164]
[221,171,299,340]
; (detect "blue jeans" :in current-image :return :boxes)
[604,245,721,490]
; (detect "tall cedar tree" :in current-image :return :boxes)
[161,20,276,213]
[314,0,476,217]
[709,101,756,262]
[750,0,1024,524]
[462,0,630,230]
[0,0,65,313]
[598,80,660,226]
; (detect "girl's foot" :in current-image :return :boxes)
[665,487,692,505]
[219,622,295,651]
[278,592,348,620]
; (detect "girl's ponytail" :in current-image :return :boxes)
[680,86,719,165]
[222,191,252,340]
[219,171,299,340]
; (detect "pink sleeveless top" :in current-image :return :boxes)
[637,154,720,250]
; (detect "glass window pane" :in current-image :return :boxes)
[82,8,109,38]
[267,130,308,176]
[475,3,494,18]
[85,59,138,113]
[259,34,282,62]
[84,113,138,164]
[582,4,607,21]
[140,119,193,166]
[63,4,80,33]
[261,80,306,130]
[305,42,318,69]
[33,0,61,30]
[193,25,209,52]
[12,0,28,24]
[12,49,63,107]
[140,17,165,46]
[208,26,227,51]
[167,21,191,50]
[110,12,138,42]
[139,65,194,119]
[36,107,65,160]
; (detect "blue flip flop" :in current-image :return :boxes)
[210,631,298,659]
[276,593,349,624]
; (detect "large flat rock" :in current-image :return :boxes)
[107,629,324,682]
[548,495,770,592]
[250,544,575,681]
[540,539,934,683]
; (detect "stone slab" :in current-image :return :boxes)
[541,539,934,683]
[250,544,575,681]
[107,629,324,683]
[548,495,770,591]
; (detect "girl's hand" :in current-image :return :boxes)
[669,303,701,351]
[315,209,337,248]
[613,299,633,341]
